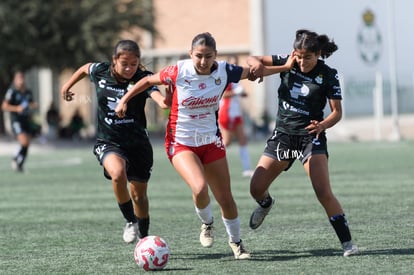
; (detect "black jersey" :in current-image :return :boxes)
[89,62,158,148]
[4,85,34,122]
[272,55,342,135]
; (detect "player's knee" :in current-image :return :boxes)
[110,169,127,183]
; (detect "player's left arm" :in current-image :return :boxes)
[322,99,342,129]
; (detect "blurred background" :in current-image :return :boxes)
[1,0,413,143]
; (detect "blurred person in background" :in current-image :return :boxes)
[46,101,60,140]
[2,70,39,172]
[218,55,253,178]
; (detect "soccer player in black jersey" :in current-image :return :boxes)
[247,29,359,256]
[60,40,170,244]
[2,70,39,172]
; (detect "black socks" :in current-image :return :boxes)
[137,217,150,238]
[118,200,137,223]
[330,214,352,243]
[257,195,273,208]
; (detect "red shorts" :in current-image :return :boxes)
[165,141,226,164]
[218,116,243,130]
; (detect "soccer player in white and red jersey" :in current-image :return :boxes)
[115,32,294,259]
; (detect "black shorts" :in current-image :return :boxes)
[93,140,153,182]
[11,118,39,136]
[263,131,328,171]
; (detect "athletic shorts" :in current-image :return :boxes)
[93,139,153,182]
[218,115,243,130]
[165,140,226,164]
[11,119,35,136]
[263,131,328,171]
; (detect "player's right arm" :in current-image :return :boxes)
[115,73,163,118]
[247,51,296,80]
[60,63,91,101]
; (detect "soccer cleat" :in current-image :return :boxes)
[342,241,359,257]
[249,197,275,229]
[11,160,23,172]
[123,222,139,244]
[199,223,214,248]
[229,240,251,259]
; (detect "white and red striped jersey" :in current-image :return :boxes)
[159,59,243,147]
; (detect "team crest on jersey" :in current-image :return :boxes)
[215,77,221,85]
[127,82,135,91]
[315,74,323,85]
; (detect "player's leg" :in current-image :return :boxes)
[128,143,153,239]
[171,151,213,247]
[205,157,250,259]
[103,153,138,243]
[249,155,287,229]
[304,154,359,256]
[11,120,31,172]
[130,181,149,238]
[13,132,30,171]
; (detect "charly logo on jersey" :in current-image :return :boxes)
[215,77,221,85]
[98,79,106,89]
[290,82,309,99]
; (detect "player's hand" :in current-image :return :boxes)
[163,83,173,107]
[115,101,127,118]
[305,120,325,138]
[285,50,297,70]
[62,90,75,101]
[249,62,264,83]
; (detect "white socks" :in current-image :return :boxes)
[196,203,241,243]
[195,202,213,225]
[222,216,241,243]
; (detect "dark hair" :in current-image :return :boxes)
[293,29,338,59]
[191,32,216,51]
[113,40,141,59]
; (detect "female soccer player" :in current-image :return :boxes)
[115,32,293,259]
[247,29,359,257]
[2,70,39,172]
[60,40,170,244]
